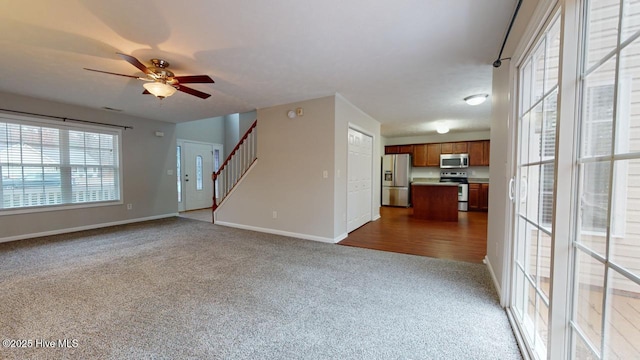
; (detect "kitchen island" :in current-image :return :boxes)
[411,182,459,222]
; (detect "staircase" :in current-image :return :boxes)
[211,120,257,219]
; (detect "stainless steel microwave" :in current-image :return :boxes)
[440,153,469,168]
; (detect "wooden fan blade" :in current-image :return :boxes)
[117,53,153,75]
[84,68,142,79]
[177,85,211,99]
[142,90,151,95]
[174,75,214,84]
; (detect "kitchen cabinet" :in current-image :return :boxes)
[469,140,490,166]
[399,145,414,154]
[480,183,489,211]
[483,141,490,165]
[426,143,441,166]
[468,183,480,211]
[385,145,399,154]
[436,142,468,155]
[385,145,414,154]
[413,144,428,166]
[468,183,489,211]
[414,143,441,167]
[452,142,468,154]
[411,183,459,221]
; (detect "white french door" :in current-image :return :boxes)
[570,0,640,358]
[510,13,561,359]
[507,0,640,358]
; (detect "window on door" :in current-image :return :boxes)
[177,145,182,203]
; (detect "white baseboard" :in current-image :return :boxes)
[334,232,348,242]
[484,255,502,304]
[215,221,341,243]
[0,213,179,244]
[372,213,381,221]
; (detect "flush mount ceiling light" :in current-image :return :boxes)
[436,125,450,134]
[143,82,177,99]
[464,94,489,106]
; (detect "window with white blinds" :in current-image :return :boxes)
[0,115,121,211]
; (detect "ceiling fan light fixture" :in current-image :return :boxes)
[143,82,177,99]
[464,94,489,106]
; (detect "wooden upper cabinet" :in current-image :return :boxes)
[469,141,484,166]
[483,140,490,165]
[440,142,468,154]
[386,145,414,155]
[399,145,414,154]
[413,144,428,166]
[385,145,399,154]
[469,140,490,166]
[453,142,469,154]
[426,143,441,166]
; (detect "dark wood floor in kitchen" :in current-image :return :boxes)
[339,206,488,263]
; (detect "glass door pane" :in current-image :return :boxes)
[571,1,640,359]
[510,14,561,359]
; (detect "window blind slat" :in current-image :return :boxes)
[0,117,120,210]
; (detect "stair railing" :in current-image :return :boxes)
[212,120,257,215]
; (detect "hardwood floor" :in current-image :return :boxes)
[339,206,488,263]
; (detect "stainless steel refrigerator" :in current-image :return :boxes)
[382,154,411,207]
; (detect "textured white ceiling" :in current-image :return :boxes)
[0,0,515,137]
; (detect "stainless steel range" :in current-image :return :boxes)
[440,171,469,211]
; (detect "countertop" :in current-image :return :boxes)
[411,182,458,186]
[468,178,490,183]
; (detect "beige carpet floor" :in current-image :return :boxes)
[0,217,521,359]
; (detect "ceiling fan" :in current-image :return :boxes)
[84,53,214,99]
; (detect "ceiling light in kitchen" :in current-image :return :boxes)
[464,94,489,106]
[436,125,450,134]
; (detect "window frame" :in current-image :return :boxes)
[0,112,123,215]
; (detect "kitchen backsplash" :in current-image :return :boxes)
[411,166,490,180]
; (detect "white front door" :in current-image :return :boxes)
[347,128,373,233]
[183,142,214,211]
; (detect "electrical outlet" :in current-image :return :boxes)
[167,169,174,175]
[323,170,328,179]
[272,211,277,219]
[127,203,132,210]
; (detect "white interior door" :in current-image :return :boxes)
[183,142,214,211]
[347,128,373,233]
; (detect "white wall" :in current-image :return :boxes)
[215,95,380,242]
[215,96,338,241]
[239,110,257,135]
[487,0,541,299]
[0,92,178,241]
[334,94,382,238]
[176,116,225,144]
[223,113,240,158]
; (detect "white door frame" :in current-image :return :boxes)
[177,139,223,212]
[346,124,375,233]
